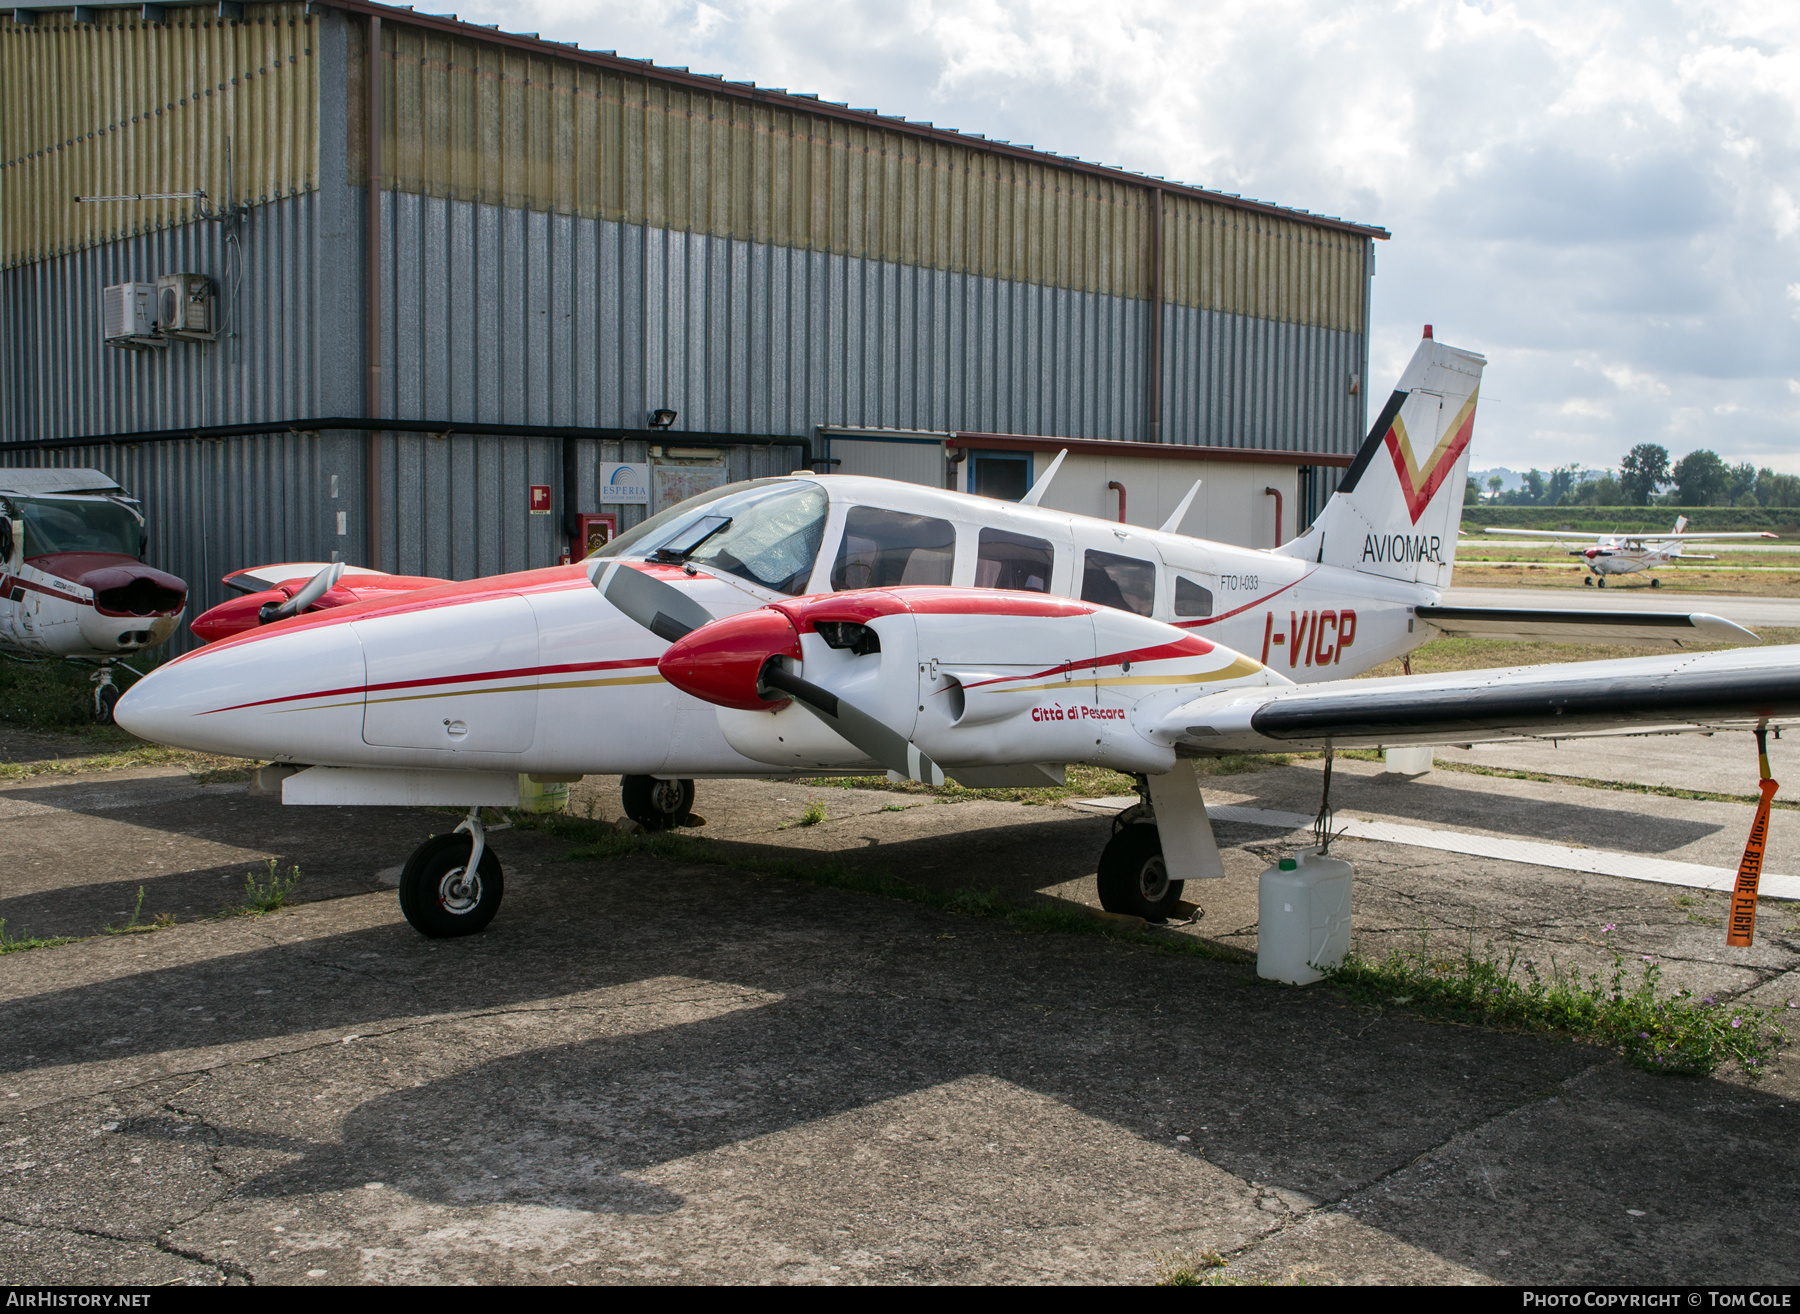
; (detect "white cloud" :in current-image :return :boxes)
[459,0,1800,469]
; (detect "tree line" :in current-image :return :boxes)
[1467,445,1800,508]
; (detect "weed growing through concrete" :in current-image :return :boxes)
[104,885,172,935]
[0,918,78,954]
[1155,1251,1279,1286]
[1325,937,1782,1078]
[232,859,301,915]
[797,799,827,827]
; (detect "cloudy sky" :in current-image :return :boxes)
[459,0,1798,476]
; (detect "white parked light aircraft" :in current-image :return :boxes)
[116,333,1800,938]
[1484,517,1778,587]
[0,468,188,721]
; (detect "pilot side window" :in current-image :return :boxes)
[1174,575,1214,618]
[975,528,1053,593]
[1081,549,1156,617]
[831,507,956,591]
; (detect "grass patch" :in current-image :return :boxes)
[1325,936,1782,1078]
[804,756,1293,806]
[523,811,1250,963]
[1355,627,1797,681]
[1420,755,1800,812]
[0,918,79,954]
[225,859,302,915]
[0,742,252,784]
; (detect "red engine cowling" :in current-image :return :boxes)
[657,608,803,711]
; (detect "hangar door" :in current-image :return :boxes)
[823,432,949,489]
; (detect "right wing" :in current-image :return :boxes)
[1144,644,1800,754]
[1415,605,1756,647]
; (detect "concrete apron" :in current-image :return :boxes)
[4,750,1800,1283]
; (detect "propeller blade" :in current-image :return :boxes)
[596,560,716,642]
[759,662,945,786]
[258,561,344,624]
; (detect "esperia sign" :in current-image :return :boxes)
[603,463,650,506]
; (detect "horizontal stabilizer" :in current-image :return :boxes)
[1414,605,1757,647]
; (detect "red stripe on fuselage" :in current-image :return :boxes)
[954,635,1217,691]
[199,655,662,715]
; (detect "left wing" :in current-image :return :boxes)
[1145,645,1800,754]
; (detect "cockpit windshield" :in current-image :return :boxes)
[4,495,143,558]
[592,479,829,595]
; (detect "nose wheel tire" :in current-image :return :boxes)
[94,684,120,725]
[1096,824,1185,921]
[1582,576,1593,586]
[622,775,695,830]
[1597,577,1606,588]
[398,833,504,938]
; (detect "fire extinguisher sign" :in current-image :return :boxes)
[529,485,552,515]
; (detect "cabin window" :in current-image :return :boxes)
[975,528,1053,593]
[1081,549,1156,617]
[968,451,1032,501]
[10,496,143,559]
[832,507,957,591]
[1174,575,1214,618]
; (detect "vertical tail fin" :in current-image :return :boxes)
[1278,330,1486,589]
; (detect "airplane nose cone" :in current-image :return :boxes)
[657,608,801,711]
[115,620,367,758]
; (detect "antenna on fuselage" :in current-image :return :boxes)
[1019,449,1067,507]
[1159,479,1203,534]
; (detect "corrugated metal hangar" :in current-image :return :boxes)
[0,0,1386,645]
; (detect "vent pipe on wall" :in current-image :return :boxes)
[365,12,384,570]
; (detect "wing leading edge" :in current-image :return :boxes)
[1145,645,1800,754]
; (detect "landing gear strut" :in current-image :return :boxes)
[398,806,505,937]
[1096,776,1186,921]
[91,664,120,724]
[621,775,695,830]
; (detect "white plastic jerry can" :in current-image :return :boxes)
[1256,847,1354,985]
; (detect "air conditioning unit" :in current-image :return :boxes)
[156,272,217,342]
[102,282,164,349]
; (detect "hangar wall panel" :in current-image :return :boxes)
[0,190,360,442]
[0,3,321,269]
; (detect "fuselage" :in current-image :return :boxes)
[116,475,1445,776]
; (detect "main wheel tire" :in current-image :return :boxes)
[397,833,504,938]
[622,776,695,830]
[1651,577,1661,588]
[94,684,120,725]
[1096,824,1185,921]
[1597,577,1607,588]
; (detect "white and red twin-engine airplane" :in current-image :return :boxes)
[117,333,1800,938]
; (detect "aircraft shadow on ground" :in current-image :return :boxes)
[1230,768,1723,853]
[13,855,1800,1282]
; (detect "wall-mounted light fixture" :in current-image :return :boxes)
[648,408,678,430]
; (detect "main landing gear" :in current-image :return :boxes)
[621,775,696,830]
[398,806,505,938]
[1096,777,1186,921]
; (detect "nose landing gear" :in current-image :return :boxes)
[398,806,505,937]
[91,664,120,724]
